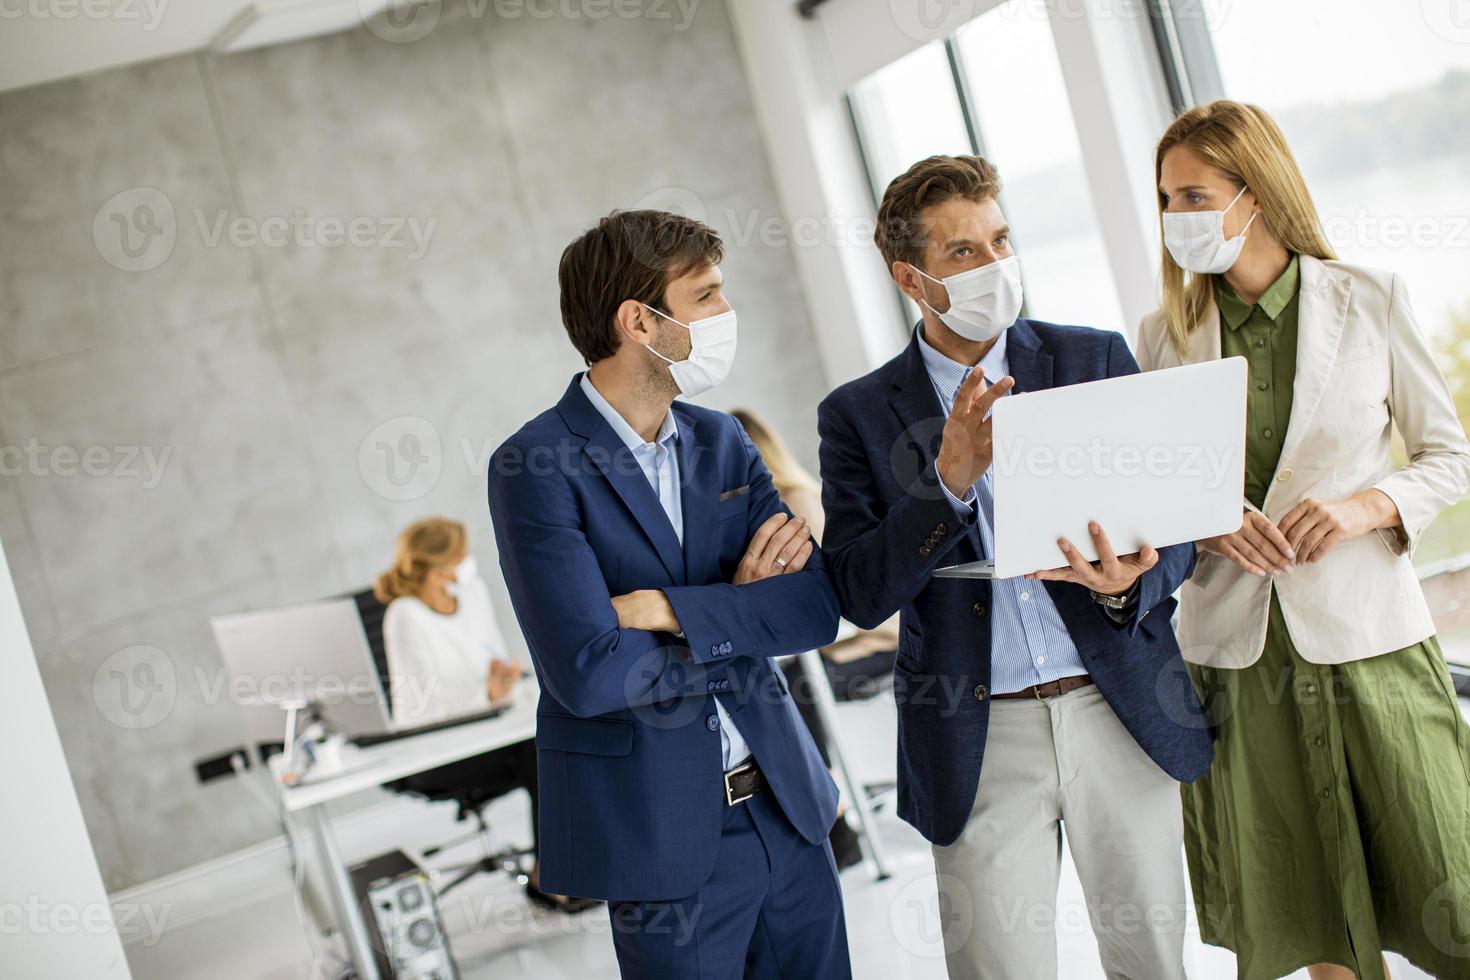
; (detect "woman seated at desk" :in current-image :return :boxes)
[376,516,596,914]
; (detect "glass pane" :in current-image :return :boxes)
[953,1,1127,334]
[850,43,974,200]
[1201,0,1470,650]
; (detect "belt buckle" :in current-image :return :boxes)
[1033,683,1053,702]
[724,761,756,806]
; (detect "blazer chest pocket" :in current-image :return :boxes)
[1335,343,1376,367]
[716,489,750,522]
[536,714,634,756]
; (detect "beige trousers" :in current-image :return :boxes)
[930,684,1188,980]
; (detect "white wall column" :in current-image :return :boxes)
[0,538,132,978]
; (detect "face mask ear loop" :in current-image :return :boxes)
[635,302,685,366]
[1224,184,1249,215]
[909,263,948,318]
[1236,208,1260,240]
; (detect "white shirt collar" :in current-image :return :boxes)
[915,323,1010,403]
[578,372,679,452]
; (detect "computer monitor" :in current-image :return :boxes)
[210,597,392,741]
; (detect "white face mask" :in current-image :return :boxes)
[445,555,476,598]
[911,255,1024,342]
[1162,185,1259,275]
[640,304,738,398]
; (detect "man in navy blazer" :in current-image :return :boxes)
[488,209,850,979]
[818,156,1214,979]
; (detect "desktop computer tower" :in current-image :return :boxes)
[349,850,460,980]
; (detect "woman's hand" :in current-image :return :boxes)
[1200,510,1295,576]
[486,658,522,702]
[1277,490,1398,565]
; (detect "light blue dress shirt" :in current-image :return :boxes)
[916,328,1089,695]
[579,373,752,768]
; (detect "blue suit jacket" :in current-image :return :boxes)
[817,321,1215,846]
[488,376,841,901]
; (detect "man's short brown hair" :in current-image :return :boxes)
[558,210,724,365]
[874,155,1003,272]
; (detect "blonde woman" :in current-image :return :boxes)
[376,517,596,914]
[1136,100,1470,980]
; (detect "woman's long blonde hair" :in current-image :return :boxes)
[730,409,819,498]
[374,517,467,604]
[1155,100,1336,354]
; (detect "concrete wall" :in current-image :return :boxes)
[0,0,830,891]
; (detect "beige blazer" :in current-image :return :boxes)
[1135,256,1470,668]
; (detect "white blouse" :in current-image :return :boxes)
[382,574,512,728]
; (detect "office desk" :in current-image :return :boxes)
[278,683,538,980]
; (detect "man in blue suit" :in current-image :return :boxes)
[488,209,850,979]
[818,155,1214,979]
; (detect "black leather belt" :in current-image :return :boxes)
[723,758,763,806]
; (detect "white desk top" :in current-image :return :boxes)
[279,682,540,812]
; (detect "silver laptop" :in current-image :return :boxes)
[936,357,1247,580]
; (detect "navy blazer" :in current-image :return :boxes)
[817,321,1215,846]
[488,376,840,901]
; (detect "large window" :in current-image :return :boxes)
[849,1,1126,334]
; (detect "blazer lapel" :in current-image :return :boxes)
[1003,319,1054,395]
[557,377,687,585]
[674,408,719,585]
[1278,256,1352,467]
[1186,302,1223,365]
[887,331,948,478]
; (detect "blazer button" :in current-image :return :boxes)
[706,714,720,732]
[711,644,720,657]
[972,603,987,618]
[920,546,932,557]
[937,523,947,535]
[721,641,732,654]
[973,684,988,702]
[707,681,720,692]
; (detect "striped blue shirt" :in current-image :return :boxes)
[916,327,1088,695]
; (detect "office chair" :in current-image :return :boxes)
[349,589,536,898]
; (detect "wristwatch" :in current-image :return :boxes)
[1089,581,1137,610]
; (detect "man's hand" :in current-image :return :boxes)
[486,658,522,702]
[936,370,1016,500]
[733,512,813,585]
[1199,509,1295,576]
[1024,521,1158,596]
[610,590,681,633]
[1277,490,1397,565]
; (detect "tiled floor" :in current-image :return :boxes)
[123,691,1459,980]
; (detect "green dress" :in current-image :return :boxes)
[1181,256,1470,979]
